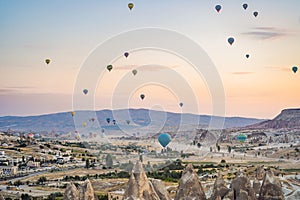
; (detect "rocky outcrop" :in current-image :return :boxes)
[259,170,284,200]
[151,179,171,200]
[247,108,300,129]
[286,189,300,200]
[64,179,98,200]
[230,173,257,200]
[0,194,4,200]
[64,182,79,200]
[256,166,265,180]
[123,161,161,200]
[175,164,206,200]
[79,179,97,200]
[253,178,261,194]
[210,172,229,200]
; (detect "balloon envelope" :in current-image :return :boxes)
[253,11,258,17]
[158,133,171,148]
[140,94,145,100]
[179,102,183,107]
[128,3,134,10]
[237,134,247,142]
[215,5,222,13]
[126,120,130,125]
[83,89,88,95]
[124,52,129,58]
[107,65,113,72]
[246,54,250,58]
[242,3,248,10]
[292,66,298,73]
[106,118,110,124]
[132,69,137,76]
[45,59,50,65]
[70,111,75,117]
[228,37,235,45]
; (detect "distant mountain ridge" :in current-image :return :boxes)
[246,108,300,129]
[0,109,265,133]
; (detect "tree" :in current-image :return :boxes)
[21,194,30,200]
[105,154,113,168]
[37,176,47,185]
[210,147,212,152]
[85,159,90,169]
[217,145,220,152]
[227,146,232,154]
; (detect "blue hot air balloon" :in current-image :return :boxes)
[158,133,171,148]
[106,118,111,124]
[253,11,258,17]
[227,37,235,45]
[292,66,298,73]
[242,3,248,10]
[215,5,222,13]
[237,134,247,143]
[83,89,88,95]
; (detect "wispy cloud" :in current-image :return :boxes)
[241,27,288,40]
[232,72,254,75]
[264,66,291,72]
[0,86,35,94]
[23,44,49,49]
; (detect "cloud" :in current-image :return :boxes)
[232,72,254,75]
[23,44,49,49]
[264,66,291,72]
[0,86,35,94]
[241,27,287,40]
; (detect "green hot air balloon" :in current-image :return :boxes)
[292,66,298,73]
[45,59,51,65]
[237,134,247,143]
[107,65,113,72]
[128,3,134,10]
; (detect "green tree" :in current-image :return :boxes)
[228,146,232,154]
[37,176,47,185]
[85,159,90,169]
[217,145,220,152]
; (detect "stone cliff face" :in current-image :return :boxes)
[123,161,169,200]
[247,108,300,129]
[175,164,206,200]
[259,170,284,200]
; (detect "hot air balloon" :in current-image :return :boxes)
[132,69,137,76]
[292,66,298,73]
[101,128,105,133]
[112,119,116,125]
[83,89,88,95]
[45,59,50,65]
[82,122,87,127]
[242,3,248,10]
[106,118,111,124]
[215,5,222,13]
[246,54,250,59]
[227,37,235,45]
[128,3,134,10]
[70,111,75,117]
[158,133,171,148]
[140,94,145,100]
[237,134,247,143]
[124,52,129,58]
[179,102,183,107]
[107,65,113,72]
[253,11,258,17]
[126,120,130,125]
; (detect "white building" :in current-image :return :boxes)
[0,166,18,176]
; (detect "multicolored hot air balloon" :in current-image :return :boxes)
[242,3,248,10]
[215,5,222,13]
[140,94,145,100]
[132,69,137,76]
[253,11,258,17]
[83,89,88,95]
[107,65,113,72]
[292,66,298,73]
[45,59,50,65]
[128,3,134,10]
[158,133,171,148]
[228,37,235,45]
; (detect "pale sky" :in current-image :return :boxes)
[0,0,299,118]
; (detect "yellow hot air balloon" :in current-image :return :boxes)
[82,122,87,127]
[70,111,75,117]
[128,3,134,10]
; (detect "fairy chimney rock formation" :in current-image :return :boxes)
[259,169,284,200]
[175,163,206,200]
